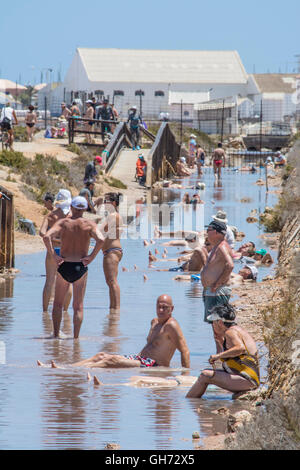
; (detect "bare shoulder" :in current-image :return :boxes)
[164,317,181,333]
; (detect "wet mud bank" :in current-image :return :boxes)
[223,141,300,450]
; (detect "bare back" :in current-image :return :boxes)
[213,148,225,162]
[59,218,96,261]
[224,325,258,357]
[101,212,123,251]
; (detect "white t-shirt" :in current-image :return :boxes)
[225,225,235,248]
[1,107,14,122]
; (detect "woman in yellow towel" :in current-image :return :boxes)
[186,304,259,399]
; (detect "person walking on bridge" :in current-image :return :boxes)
[127,106,142,150]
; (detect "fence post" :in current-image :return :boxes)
[0,198,7,268]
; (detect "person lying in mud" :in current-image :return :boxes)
[253,249,273,265]
[186,304,260,399]
[174,263,257,284]
[37,294,190,369]
[154,226,205,247]
[165,236,210,273]
[91,373,198,388]
[232,241,256,260]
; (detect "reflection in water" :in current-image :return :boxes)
[185,282,202,299]
[0,278,14,334]
[41,373,87,449]
[101,311,121,354]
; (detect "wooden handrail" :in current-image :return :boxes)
[146,123,180,187]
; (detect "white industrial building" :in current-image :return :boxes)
[38,47,249,117]
[37,48,299,133]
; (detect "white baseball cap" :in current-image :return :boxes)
[54,189,72,215]
[71,196,88,210]
[245,264,258,281]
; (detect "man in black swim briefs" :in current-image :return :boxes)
[43,196,105,338]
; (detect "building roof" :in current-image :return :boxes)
[168,91,210,105]
[77,48,248,84]
[253,74,297,94]
[0,79,27,91]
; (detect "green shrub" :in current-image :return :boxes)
[0,150,28,169]
[104,177,127,189]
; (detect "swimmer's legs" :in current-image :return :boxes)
[52,273,70,337]
[72,272,88,339]
[42,252,57,313]
[103,250,122,310]
[72,352,141,368]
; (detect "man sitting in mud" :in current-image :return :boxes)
[172,238,211,279]
[38,294,190,368]
[176,157,191,177]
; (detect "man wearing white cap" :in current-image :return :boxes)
[176,157,190,177]
[43,196,105,338]
[212,210,235,249]
[39,189,72,314]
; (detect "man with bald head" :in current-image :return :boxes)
[41,294,190,368]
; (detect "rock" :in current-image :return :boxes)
[212,407,230,416]
[192,431,200,439]
[227,410,252,433]
[105,443,120,450]
[246,217,258,223]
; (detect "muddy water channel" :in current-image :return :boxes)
[0,167,278,449]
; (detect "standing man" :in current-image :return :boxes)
[84,100,95,144]
[84,155,103,183]
[79,180,103,214]
[0,102,18,150]
[43,196,105,339]
[60,102,71,119]
[127,106,142,150]
[201,220,234,349]
[211,142,226,179]
[96,99,115,143]
[39,189,73,314]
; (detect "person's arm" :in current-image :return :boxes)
[80,223,105,266]
[43,220,64,265]
[12,110,18,125]
[167,321,190,368]
[210,244,234,292]
[39,215,49,238]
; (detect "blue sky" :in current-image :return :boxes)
[1,0,299,85]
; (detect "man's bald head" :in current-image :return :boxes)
[156,294,174,322]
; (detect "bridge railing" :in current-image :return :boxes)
[146,123,181,187]
[68,117,120,145]
[0,185,14,269]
